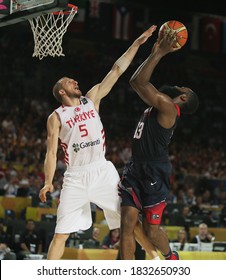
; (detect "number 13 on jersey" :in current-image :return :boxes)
[134,121,144,139]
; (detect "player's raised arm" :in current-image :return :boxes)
[86,25,157,112]
[130,30,179,115]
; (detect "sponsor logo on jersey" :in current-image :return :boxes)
[72,138,100,152]
[72,143,80,152]
[81,98,88,105]
[152,214,160,220]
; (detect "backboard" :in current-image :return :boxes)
[0,0,68,26]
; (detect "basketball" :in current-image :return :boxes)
[158,20,188,48]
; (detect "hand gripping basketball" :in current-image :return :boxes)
[158,20,188,48]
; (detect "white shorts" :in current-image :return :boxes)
[55,159,121,234]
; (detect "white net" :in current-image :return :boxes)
[29,5,77,60]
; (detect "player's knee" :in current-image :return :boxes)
[121,216,135,233]
[121,207,138,233]
[52,233,69,244]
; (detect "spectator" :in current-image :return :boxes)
[190,223,214,250]
[3,175,19,196]
[83,227,101,249]
[171,228,188,251]
[0,218,16,260]
[201,189,213,205]
[183,187,196,206]
[101,228,120,249]
[170,205,192,228]
[17,219,44,259]
[175,189,186,204]
[190,195,211,217]
[0,171,7,195]
[17,178,30,197]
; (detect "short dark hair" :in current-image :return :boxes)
[159,85,199,114]
[53,82,62,102]
[53,78,65,102]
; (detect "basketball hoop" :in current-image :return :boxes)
[29,4,78,60]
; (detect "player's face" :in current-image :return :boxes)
[61,77,82,98]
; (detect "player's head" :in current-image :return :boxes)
[159,85,199,114]
[53,77,82,103]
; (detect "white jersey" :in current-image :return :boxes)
[55,97,106,167]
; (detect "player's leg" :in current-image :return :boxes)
[120,205,139,259]
[105,202,159,259]
[119,177,159,260]
[91,161,137,259]
[143,202,179,260]
[48,169,92,259]
[134,221,160,260]
[91,160,121,229]
[47,233,70,260]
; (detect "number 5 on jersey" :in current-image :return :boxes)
[79,124,88,137]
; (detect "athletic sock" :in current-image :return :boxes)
[152,256,161,260]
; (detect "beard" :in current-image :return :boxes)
[67,91,82,99]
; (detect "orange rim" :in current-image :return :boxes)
[53,4,78,15]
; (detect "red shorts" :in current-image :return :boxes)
[143,201,166,225]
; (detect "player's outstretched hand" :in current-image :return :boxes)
[136,25,157,46]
